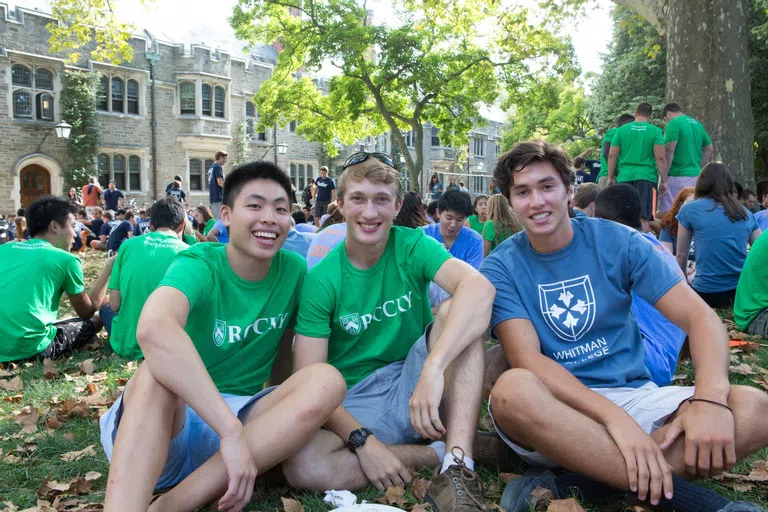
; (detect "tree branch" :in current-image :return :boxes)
[612,0,667,34]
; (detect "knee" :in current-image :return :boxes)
[282,446,327,490]
[730,385,768,419]
[299,363,347,411]
[128,363,182,410]
[490,368,548,426]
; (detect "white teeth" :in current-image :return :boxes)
[532,213,549,220]
[254,231,277,239]
[360,224,377,229]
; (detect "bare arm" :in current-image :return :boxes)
[608,146,619,182]
[749,228,762,245]
[701,144,713,167]
[217,176,224,188]
[68,256,115,318]
[207,226,220,242]
[675,225,693,273]
[483,239,492,258]
[665,141,678,172]
[654,144,669,182]
[108,288,122,313]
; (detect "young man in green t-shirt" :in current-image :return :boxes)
[284,153,495,512]
[596,114,635,189]
[660,102,713,215]
[608,102,668,232]
[734,230,768,336]
[99,197,188,360]
[0,196,113,362]
[101,162,346,512]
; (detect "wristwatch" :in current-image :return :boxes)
[347,428,373,452]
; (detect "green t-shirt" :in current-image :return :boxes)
[160,243,306,395]
[0,239,84,361]
[203,218,217,236]
[108,231,188,359]
[597,128,617,179]
[610,122,664,183]
[467,215,486,235]
[664,115,712,177]
[182,233,197,246]
[296,226,451,387]
[734,233,768,330]
[482,219,513,253]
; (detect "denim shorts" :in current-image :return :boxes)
[342,326,430,445]
[99,386,276,490]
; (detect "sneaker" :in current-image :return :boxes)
[499,468,558,512]
[473,431,523,472]
[717,502,764,512]
[425,447,487,512]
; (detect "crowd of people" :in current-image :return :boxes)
[1,100,768,512]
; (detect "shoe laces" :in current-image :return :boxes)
[447,446,487,511]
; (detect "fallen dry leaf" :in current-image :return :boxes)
[384,486,408,508]
[281,497,304,512]
[84,472,101,482]
[38,479,73,496]
[42,359,60,379]
[530,487,554,511]
[63,433,74,442]
[411,504,432,512]
[0,376,23,392]
[547,498,586,512]
[44,415,62,430]
[13,406,38,434]
[3,454,21,464]
[79,359,96,375]
[0,368,14,377]
[60,445,96,462]
[730,363,756,376]
[410,477,430,502]
[3,394,23,403]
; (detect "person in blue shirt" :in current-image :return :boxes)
[208,151,227,219]
[107,211,136,255]
[428,173,443,200]
[283,223,315,259]
[205,218,229,243]
[103,181,125,212]
[676,162,762,309]
[571,182,600,219]
[482,140,767,512]
[89,209,115,250]
[755,209,768,232]
[422,188,483,269]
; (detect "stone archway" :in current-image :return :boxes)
[11,154,64,211]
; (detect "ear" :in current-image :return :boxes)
[393,198,404,217]
[220,204,232,226]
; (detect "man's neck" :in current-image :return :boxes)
[225,244,272,281]
[439,224,458,250]
[634,115,650,123]
[344,233,388,270]
[33,234,64,250]
[154,227,178,237]
[527,217,574,254]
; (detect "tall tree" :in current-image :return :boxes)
[230,0,574,193]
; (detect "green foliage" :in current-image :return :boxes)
[232,122,249,166]
[60,72,102,188]
[230,0,574,192]
[754,0,768,42]
[750,1,768,179]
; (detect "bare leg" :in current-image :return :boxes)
[104,364,187,512]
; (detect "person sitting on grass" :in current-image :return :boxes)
[424,188,484,269]
[101,161,346,512]
[464,194,488,235]
[206,217,229,243]
[90,210,115,251]
[106,210,136,255]
[100,198,188,360]
[481,140,767,512]
[571,182,600,218]
[0,196,114,362]
[734,226,768,337]
[284,152,495,512]
[395,191,431,229]
[659,187,695,256]
[482,194,523,257]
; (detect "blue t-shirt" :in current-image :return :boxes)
[315,177,336,203]
[586,160,601,182]
[168,188,187,202]
[211,219,229,243]
[100,220,119,238]
[134,219,151,236]
[208,163,224,203]
[756,210,768,232]
[430,181,443,200]
[480,218,682,388]
[677,198,759,293]
[575,170,593,187]
[634,233,687,387]
[107,220,133,252]
[283,229,315,259]
[422,224,483,269]
[103,189,124,211]
[306,222,347,269]
[573,209,588,219]
[295,223,318,233]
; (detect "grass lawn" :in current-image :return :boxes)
[1,249,768,511]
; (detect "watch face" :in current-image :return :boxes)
[350,431,362,445]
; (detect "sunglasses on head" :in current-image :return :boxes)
[342,152,396,170]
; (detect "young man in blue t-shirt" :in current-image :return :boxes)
[103,181,125,212]
[423,188,483,270]
[208,150,227,219]
[313,166,337,225]
[481,140,767,512]
[107,210,136,254]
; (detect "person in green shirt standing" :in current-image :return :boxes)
[285,152,495,512]
[596,114,635,189]
[734,231,768,336]
[0,196,114,362]
[660,103,713,215]
[464,194,488,235]
[608,102,668,232]
[101,161,346,512]
[100,197,188,360]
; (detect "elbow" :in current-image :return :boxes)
[136,313,161,352]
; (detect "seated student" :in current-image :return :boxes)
[285,152,495,512]
[165,175,183,195]
[167,180,187,203]
[292,211,319,233]
[302,205,315,225]
[426,200,438,224]
[306,222,347,269]
[100,161,346,512]
[395,191,431,229]
[734,229,768,337]
[464,194,488,235]
[82,207,105,245]
[571,182,600,218]
[593,184,687,387]
[0,196,114,362]
[107,211,136,255]
[423,188,484,269]
[676,162,762,308]
[133,214,151,237]
[481,140,767,512]
[755,192,768,231]
[72,210,93,252]
[100,198,188,360]
[14,216,30,241]
[483,194,523,257]
[319,202,343,231]
[659,187,695,256]
[90,210,117,251]
[206,217,229,243]
[283,218,315,259]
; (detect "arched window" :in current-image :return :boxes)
[201,84,212,116]
[246,101,256,139]
[36,93,54,121]
[307,164,314,181]
[129,155,141,190]
[189,158,203,190]
[289,163,297,188]
[214,86,225,118]
[13,90,32,118]
[96,75,108,111]
[11,65,31,87]
[180,82,195,115]
[97,154,111,187]
[35,69,53,90]
[113,154,126,190]
[111,77,124,113]
[127,80,139,114]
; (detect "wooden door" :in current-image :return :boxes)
[20,165,50,207]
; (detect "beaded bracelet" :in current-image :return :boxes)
[687,398,733,413]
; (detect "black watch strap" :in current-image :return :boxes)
[347,428,373,452]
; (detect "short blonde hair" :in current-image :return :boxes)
[337,158,403,202]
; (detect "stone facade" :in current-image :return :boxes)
[0,2,503,213]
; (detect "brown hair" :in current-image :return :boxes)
[395,191,429,228]
[695,162,748,222]
[573,183,601,209]
[337,158,403,202]
[493,140,574,201]
[486,194,523,247]
[215,150,228,160]
[194,206,214,233]
[660,187,695,237]
[319,202,344,230]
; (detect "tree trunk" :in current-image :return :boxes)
[615,0,756,185]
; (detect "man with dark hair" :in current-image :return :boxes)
[608,103,667,232]
[166,175,184,195]
[426,200,438,223]
[90,210,115,251]
[0,196,114,362]
[423,188,484,269]
[572,182,600,218]
[100,198,188,359]
[661,103,713,214]
[740,189,758,213]
[208,150,228,219]
[596,114,634,189]
[483,140,767,512]
[103,180,125,212]
[102,161,345,512]
[314,165,337,225]
[106,210,136,255]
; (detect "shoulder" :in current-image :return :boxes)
[461,226,482,242]
[276,249,308,277]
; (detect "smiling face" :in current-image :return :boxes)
[338,178,401,249]
[221,178,292,262]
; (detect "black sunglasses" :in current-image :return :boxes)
[342,152,396,170]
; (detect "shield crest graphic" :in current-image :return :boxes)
[538,275,596,342]
[340,314,362,336]
[213,319,227,347]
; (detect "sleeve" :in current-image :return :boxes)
[625,231,683,305]
[465,233,484,269]
[676,203,693,229]
[62,256,86,295]
[748,211,759,232]
[664,120,680,143]
[330,179,336,191]
[410,230,452,282]
[702,127,712,146]
[159,252,215,311]
[181,190,187,200]
[654,127,664,145]
[610,129,622,148]
[479,252,530,329]
[108,247,124,290]
[658,227,673,243]
[99,223,110,236]
[294,271,336,338]
[482,221,495,242]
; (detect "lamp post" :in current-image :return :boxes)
[258,141,288,160]
[36,121,72,152]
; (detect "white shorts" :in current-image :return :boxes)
[489,381,695,467]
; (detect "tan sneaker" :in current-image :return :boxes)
[425,447,487,512]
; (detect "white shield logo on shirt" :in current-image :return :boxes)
[213,319,227,346]
[339,314,361,336]
[538,275,596,343]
